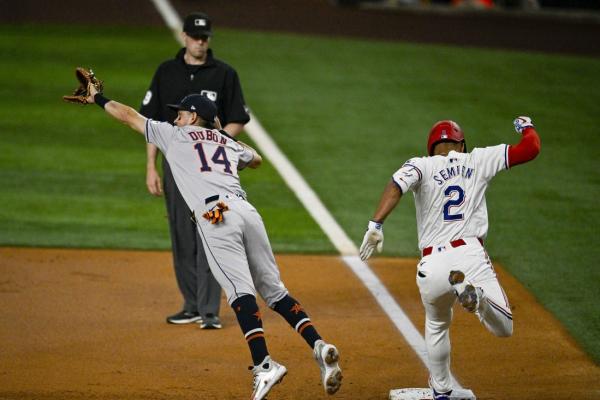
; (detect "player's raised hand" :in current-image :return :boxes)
[513,116,534,134]
[359,221,384,261]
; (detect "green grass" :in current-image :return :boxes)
[0,24,599,362]
[0,24,332,253]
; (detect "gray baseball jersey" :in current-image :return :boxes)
[145,120,288,306]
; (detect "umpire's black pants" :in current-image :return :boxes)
[162,157,222,316]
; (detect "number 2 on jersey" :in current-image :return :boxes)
[443,185,464,221]
[194,143,232,174]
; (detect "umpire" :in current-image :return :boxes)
[139,12,250,328]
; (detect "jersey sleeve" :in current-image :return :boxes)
[507,127,541,168]
[471,144,509,181]
[144,119,175,153]
[392,157,425,194]
[237,147,255,170]
[220,68,250,125]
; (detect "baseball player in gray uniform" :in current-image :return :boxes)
[360,118,541,400]
[80,84,342,400]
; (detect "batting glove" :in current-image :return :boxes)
[359,220,384,261]
[513,116,534,134]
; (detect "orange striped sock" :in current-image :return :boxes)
[274,295,321,348]
[232,295,269,365]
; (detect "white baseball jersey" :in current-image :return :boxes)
[144,120,253,210]
[392,145,509,250]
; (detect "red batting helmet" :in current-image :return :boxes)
[427,120,466,156]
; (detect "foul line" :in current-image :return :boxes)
[150,0,462,389]
[244,117,357,255]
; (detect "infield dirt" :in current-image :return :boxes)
[1,248,599,399]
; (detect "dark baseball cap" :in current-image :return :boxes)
[167,94,217,122]
[183,12,212,37]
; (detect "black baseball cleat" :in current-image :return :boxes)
[166,310,202,324]
[199,313,222,329]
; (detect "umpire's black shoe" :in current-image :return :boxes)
[199,313,222,329]
[166,310,202,324]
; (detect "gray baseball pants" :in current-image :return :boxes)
[194,196,288,308]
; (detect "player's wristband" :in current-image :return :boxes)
[94,93,111,109]
[368,220,383,230]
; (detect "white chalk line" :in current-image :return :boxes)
[149,0,463,390]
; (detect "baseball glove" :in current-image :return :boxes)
[62,67,104,104]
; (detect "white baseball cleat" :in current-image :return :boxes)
[313,339,343,395]
[249,356,287,400]
[448,270,482,313]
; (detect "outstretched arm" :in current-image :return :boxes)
[86,84,146,134]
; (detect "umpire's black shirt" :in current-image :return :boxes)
[139,48,250,126]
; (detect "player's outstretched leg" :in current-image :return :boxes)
[273,294,343,394]
[313,339,343,395]
[232,295,287,400]
[250,355,287,400]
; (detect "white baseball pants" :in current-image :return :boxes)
[416,237,513,393]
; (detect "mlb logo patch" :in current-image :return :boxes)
[195,19,207,26]
[441,129,448,139]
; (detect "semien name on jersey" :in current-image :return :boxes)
[433,164,474,186]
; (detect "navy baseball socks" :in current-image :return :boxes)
[273,295,321,348]
[232,294,322,365]
[233,294,341,396]
[232,295,287,400]
[232,295,269,366]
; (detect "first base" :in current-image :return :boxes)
[389,388,476,400]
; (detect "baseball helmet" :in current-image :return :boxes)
[427,120,467,156]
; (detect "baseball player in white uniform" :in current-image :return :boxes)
[79,84,342,400]
[359,118,541,400]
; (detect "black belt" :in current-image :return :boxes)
[205,193,245,204]
[205,195,220,204]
